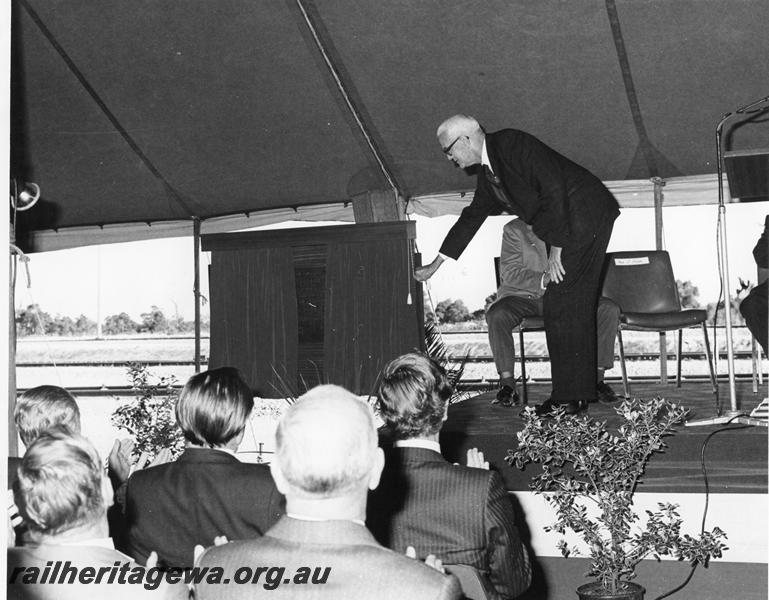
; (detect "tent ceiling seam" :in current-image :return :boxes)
[18,0,196,219]
[605,0,658,178]
[294,0,403,200]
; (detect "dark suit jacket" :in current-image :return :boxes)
[8,542,188,600]
[194,516,462,600]
[440,129,619,259]
[367,446,531,600]
[124,447,284,568]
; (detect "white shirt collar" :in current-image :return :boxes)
[287,513,365,527]
[481,137,493,173]
[393,439,442,454]
[54,537,115,549]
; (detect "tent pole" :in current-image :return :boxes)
[685,96,769,426]
[652,177,667,383]
[193,218,202,374]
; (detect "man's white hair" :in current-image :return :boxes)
[436,114,482,139]
[275,384,378,498]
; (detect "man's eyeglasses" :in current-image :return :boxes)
[442,135,464,155]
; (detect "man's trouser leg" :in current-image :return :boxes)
[486,296,542,378]
[597,297,621,370]
[544,221,614,405]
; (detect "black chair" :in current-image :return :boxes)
[601,250,717,398]
[493,257,546,405]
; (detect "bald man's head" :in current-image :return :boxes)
[274,384,380,499]
[436,114,484,169]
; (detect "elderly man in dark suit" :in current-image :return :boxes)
[124,367,284,568]
[416,115,620,414]
[367,353,531,600]
[8,431,187,600]
[194,383,461,600]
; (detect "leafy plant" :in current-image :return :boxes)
[424,320,471,404]
[508,397,727,595]
[111,363,186,461]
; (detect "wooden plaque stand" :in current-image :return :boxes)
[202,222,424,397]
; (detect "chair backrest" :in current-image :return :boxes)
[601,250,682,313]
[444,564,494,600]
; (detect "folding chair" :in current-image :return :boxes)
[601,250,717,398]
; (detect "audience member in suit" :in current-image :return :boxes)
[8,431,187,599]
[195,383,461,600]
[740,215,768,354]
[8,385,81,542]
[367,353,532,600]
[124,367,284,568]
[9,385,81,489]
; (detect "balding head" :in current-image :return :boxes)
[436,114,484,168]
[273,384,381,501]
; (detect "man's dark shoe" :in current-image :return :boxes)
[596,381,620,404]
[532,398,586,417]
[492,385,520,407]
[532,398,559,416]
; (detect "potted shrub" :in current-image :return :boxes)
[508,397,727,600]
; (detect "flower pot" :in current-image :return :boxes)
[576,581,645,600]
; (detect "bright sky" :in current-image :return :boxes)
[12,202,769,321]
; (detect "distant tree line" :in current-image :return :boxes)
[425,280,749,327]
[14,304,209,337]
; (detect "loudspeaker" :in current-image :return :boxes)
[724,149,769,200]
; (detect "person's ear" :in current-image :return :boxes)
[269,460,289,495]
[368,447,385,491]
[101,472,114,508]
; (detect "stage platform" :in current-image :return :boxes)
[440,380,767,494]
[433,380,768,600]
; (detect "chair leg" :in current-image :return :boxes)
[752,336,758,394]
[701,322,717,394]
[518,328,528,405]
[676,329,683,388]
[617,328,630,398]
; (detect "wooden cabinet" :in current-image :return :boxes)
[202,222,424,397]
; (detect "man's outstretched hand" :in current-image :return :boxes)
[414,256,445,282]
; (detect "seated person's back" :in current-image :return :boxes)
[195,384,461,600]
[367,353,531,600]
[8,431,186,600]
[124,367,283,568]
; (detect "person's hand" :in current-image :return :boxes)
[108,439,134,484]
[147,448,173,469]
[413,256,445,282]
[548,246,565,284]
[193,536,229,563]
[405,546,446,573]
[466,447,489,470]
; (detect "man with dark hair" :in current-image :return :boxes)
[8,431,186,599]
[124,367,283,568]
[416,115,620,415]
[195,384,461,600]
[368,353,531,600]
